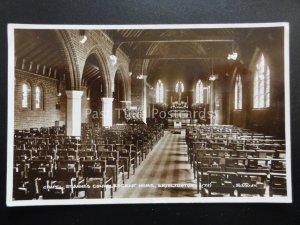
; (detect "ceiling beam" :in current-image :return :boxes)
[116,38,234,56]
[120,39,234,45]
[131,56,226,60]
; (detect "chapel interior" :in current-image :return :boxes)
[12,27,287,200]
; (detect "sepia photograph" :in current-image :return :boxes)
[6,23,291,206]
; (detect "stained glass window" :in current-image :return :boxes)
[234,75,242,110]
[22,83,31,108]
[35,86,43,109]
[195,80,204,104]
[156,80,164,103]
[253,54,270,108]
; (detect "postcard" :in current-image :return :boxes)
[7,23,291,206]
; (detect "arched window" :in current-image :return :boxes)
[22,83,31,108]
[253,54,270,108]
[35,85,43,109]
[195,80,204,104]
[175,81,184,93]
[234,74,242,110]
[156,80,164,103]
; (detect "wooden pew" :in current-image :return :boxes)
[225,157,247,172]
[13,168,37,200]
[78,149,97,161]
[56,149,78,160]
[96,150,125,190]
[198,166,222,194]
[206,171,237,196]
[43,159,79,199]
[246,158,270,173]
[271,159,286,173]
[235,150,256,158]
[269,172,287,196]
[80,159,113,198]
[255,149,276,158]
[114,144,136,178]
[27,158,54,181]
[236,172,267,197]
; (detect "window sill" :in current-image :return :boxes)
[20,107,32,111]
[20,107,45,111]
[35,108,45,111]
[233,109,243,112]
[252,107,270,111]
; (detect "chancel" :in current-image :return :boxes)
[10,24,289,202]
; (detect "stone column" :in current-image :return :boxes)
[65,90,83,137]
[101,97,114,127]
[209,80,215,125]
[142,75,147,124]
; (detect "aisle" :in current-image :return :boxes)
[114,130,197,198]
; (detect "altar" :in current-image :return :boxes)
[174,121,182,128]
[167,101,191,128]
[166,81,191,129]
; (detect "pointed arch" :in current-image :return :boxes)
[234,74,242,110]
[35,84,44,109]
[82,47,111,97]
[195,80,204,104]
[21,81,32,109]
[55,30,82,90]
[175,81,184,93]
[253,53,270,108]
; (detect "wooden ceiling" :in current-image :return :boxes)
[15,29,68,76]
[104,27,283,85]
[82,55,103,86]
[104,28,241,84]
[105,28,238,59]
[14,27,283,87]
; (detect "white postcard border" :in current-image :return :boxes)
[6,22,292,206]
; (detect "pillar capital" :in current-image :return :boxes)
[101,97,114,103]
[65,90,83,99]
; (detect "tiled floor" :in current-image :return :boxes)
[114,130,197,198]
